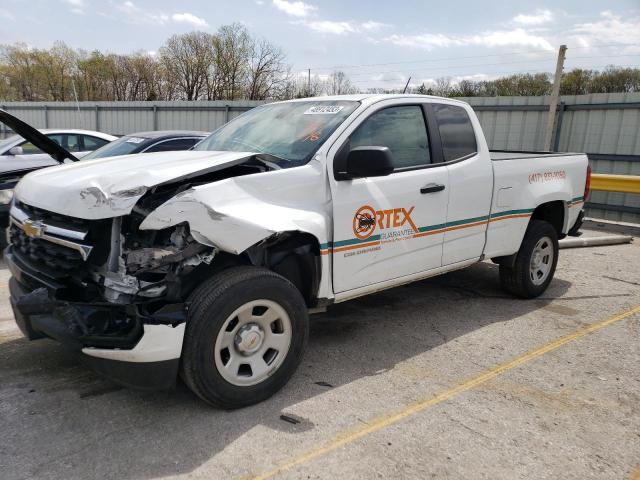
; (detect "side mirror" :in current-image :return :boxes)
[346,146,395,178]
[8,146,23,156]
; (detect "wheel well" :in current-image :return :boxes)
[531,201,564,237]
[492,201,565,268]
[181,233,322,307]
[247,232,321,307]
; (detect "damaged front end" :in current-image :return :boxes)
[6,190,219,389]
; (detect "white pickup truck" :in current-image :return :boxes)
[7,94,590,408]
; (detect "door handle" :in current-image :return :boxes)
[420,183,445,194]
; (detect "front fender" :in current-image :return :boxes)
[138,178,329,255]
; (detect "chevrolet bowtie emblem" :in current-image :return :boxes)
[22,219,45,238]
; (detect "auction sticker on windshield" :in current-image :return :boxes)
[304,105,344,115]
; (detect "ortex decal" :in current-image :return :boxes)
[352,205,418,240]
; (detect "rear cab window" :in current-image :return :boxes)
[432,104,477,162]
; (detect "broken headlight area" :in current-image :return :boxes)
[95,218,217,305]
[8,199,216,307]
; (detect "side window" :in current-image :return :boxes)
[19,141,43,154]
[432,104,478,162]
[20,133,64,154]
[82,135,109,151]
[144,138,201,153]
[350,106,431,170]
[64,134,82,152]
[45,134,64,151]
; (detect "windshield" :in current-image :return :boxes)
[194,100,359,167]
[82,135,148,160]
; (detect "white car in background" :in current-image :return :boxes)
[0,113,117,229]
[0,128,117,170]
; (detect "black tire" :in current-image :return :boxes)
[499,219,559,298]
[181,266,309,409]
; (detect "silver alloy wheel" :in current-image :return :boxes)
[214,299,292,387]
[529,236,554,286]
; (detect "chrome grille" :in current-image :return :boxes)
[9,224,84,272]
[8,203,94,273]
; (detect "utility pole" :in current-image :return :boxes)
[543,44,567,151]
[307,69,311,96]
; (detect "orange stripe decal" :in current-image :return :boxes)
[489,213,532,223]
[332,240,381,253]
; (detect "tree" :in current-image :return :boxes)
[1,36,639,102]
[589,66,640,93]
[432,77,453,97]
[414,83,430,95]
[454,79,481,97]
[160,31,214,100]
[214,24,252,100]
[1,43,41,100]
[560,69,594,95]
[328,71,355,95]
[76,50,113,100]
[246,38,287,100]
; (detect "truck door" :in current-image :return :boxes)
[328,103,449,293]
[429,103,493,265]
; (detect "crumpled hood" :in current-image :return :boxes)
[14,150,256,219]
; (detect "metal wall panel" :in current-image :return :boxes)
[0,100,265,137]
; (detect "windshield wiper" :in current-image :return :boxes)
[229,139,287,169]
[251,153,285,170]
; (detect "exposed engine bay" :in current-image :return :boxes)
[7,159,277,350]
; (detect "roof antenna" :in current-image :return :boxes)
[402,76,411,94]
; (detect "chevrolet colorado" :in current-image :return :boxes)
[7,95,590,408]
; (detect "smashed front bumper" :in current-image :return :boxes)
[6,246,187,390]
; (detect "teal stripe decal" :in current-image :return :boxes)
[490,208,534,218]
[332,234,382,248]
[444,215,490,227]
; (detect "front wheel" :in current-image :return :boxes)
[499,219,559,298]
[181,266,309,409]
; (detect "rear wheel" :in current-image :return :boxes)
[181,266,309,409]
[499,219,559,298]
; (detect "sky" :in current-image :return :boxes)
[0,0,639,90]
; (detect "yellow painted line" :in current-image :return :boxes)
[629,466,640,480]
[248,304,640,480]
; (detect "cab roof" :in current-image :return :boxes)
[279,93,471,107]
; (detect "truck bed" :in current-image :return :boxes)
[490,150,583,161]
